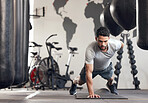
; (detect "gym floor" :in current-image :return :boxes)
[0,88,148,103]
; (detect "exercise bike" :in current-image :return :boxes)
[38,34,78,90]
[28,42,47,88]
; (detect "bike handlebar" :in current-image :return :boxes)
[29,42,42,47]
[46,34,57,42]
[45,34,62,51]
[46,42,62,51]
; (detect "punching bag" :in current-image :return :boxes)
[137,0,148,50]
[0,0,15,88]
[13,0,25,85]
[100,3,124,36]
[23,0,30,83]
[110,0,136,30]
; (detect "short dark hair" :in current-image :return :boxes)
[96,27,110,37]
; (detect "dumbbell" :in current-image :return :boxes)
[114,69,121,75]
[133,77,140,86]
[114,62,122,69]
[129,54,135,60]
[131,64,137,70]
[117,49,123,55]
[128,50,134,54]
[127,45,133,50]
[117,55,122,61]
[131,69,138,76]
[129,59,136,64]
[127,39,132,45]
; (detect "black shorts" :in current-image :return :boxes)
[79,62,113,83]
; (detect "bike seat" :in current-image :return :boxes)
[31,42,42,47]
[69,47,78,52]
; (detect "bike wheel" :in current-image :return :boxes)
[39,57,59,74]
[30,66,47,86]
[39,57,60,88]
[29,67,41,85]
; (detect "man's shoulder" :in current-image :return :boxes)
[108,38,122,51]
[109,38,121,44]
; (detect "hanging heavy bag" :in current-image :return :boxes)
[12,0,25,85]
[110,0,136,30]
[23,0,30,84]
[100,3,124,36]
[137,0,148,50]
[0,0,15,89]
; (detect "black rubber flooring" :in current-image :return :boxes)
[0,88,148,103]
[76,88,128,99]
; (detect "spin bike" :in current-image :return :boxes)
[28,42,46,88]
[38,34,78,90]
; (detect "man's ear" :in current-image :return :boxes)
[108,37,110,40]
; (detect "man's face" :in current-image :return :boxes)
[95,35,110,51]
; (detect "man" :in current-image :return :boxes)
[69,27,124,98]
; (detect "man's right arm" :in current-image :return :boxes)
[85,63,100,98]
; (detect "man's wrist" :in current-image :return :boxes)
[89,90,94,95]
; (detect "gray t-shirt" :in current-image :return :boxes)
[85,38,122,71]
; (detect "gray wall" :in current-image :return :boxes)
[29,0,148,89]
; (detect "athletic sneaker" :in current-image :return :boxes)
[106,83,119,95]
[69,83,77,95]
